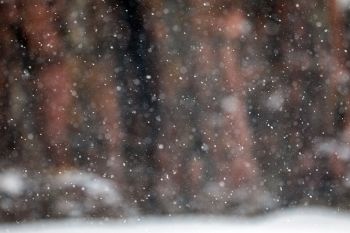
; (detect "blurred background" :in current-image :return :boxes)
[1,0,350,222]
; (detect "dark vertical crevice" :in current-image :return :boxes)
[109,0,160,213]
[10,24,43,167]
[0,73,10,163]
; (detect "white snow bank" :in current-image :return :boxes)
[1,207,349,233]
[0,170,26,196]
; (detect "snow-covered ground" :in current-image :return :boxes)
[1,207,349,233]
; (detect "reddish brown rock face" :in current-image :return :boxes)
[148,0,264,213]
[3,0,350,220]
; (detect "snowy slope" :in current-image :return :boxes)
[1,207,349,233]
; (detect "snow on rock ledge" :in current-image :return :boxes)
[1,207,349,233]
